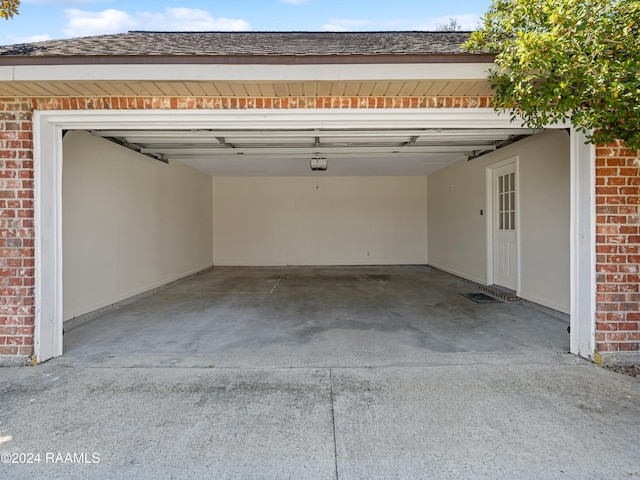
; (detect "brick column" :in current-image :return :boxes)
[595,141,640,364]
[0,99,35,364]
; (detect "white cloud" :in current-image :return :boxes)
[279,0,309,4]
[139,8,251,31]
[416,14,481,31]
[6,34,53,43]
[320,13,481,32]
[321,19,372,32]
[63,9,136,37]
[62,7,252,37]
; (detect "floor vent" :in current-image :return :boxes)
[460,293,502,304]
[479,285,520,302]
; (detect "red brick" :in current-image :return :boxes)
[607,177,626,186]
[619,264,639,274]
[597,282,618,291]
[620,187,639,195]
[596,225,619,235]
[597,342,619,352]
[597,303,619,311]
[0,345,19,355]
[597,205,619,214]
[628,177,640,186]
[596,322,617,331]
[620,284,639,292]
[608,196,628,205]
[596,264,618,273]
[618,322,639,330]
[606,332,630,342]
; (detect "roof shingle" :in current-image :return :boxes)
[0,31,474,57]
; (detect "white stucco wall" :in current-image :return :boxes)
[212,176,429,266]
[62,131,213,321]
[427,129,571,313]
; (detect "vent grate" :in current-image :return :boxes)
[460,292,503,304]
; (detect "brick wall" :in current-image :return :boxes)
[31,96,493,111]
[595,141,640,362]
[0,99,35,363]
[2,94,638,363]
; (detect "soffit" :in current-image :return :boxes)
[0,78,494,98]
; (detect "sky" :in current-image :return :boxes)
[0,0,493,45]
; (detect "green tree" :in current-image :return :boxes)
[1,0,19,20]
[465,0,640,151]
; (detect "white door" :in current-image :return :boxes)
[493,163,518,290]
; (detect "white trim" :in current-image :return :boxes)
[34,108,541,130]
[485,169,494,285]
[570,129,596,359]
[33,112,64,362]
[32,107,574,363]
[427,263,486,286]
[485,156,520,293]
[34,106,548,137]
[2,63,494,83]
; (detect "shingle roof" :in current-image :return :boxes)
[0,31,474,57]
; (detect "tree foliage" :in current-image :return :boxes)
[465,0,640,150]
[0,0,19,20]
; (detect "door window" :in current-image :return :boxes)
[498,172,516,231]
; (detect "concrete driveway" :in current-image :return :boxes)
[1,267,639,479]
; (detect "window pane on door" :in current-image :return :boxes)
[498,172,516,231]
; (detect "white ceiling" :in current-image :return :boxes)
[91,127,540,176]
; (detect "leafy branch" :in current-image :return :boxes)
[0,0,19,20]
[465,0,640,151]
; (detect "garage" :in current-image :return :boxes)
[0,31,598,364]
[52,106,572,363]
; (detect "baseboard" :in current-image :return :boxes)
[426,263,486,286]
[64,265,214,332]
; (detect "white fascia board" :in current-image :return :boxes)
[39,108,525,130]
[0,67,13,81]
[38,108,571,131]
[3,62,494,82]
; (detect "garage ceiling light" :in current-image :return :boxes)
[310,157,328,171]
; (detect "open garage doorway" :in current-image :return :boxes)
[33,108,594,364]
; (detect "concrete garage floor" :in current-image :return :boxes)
[61,266,570,367]
[2,266,639,479]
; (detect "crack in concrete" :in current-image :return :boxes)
[329,368,340,480]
